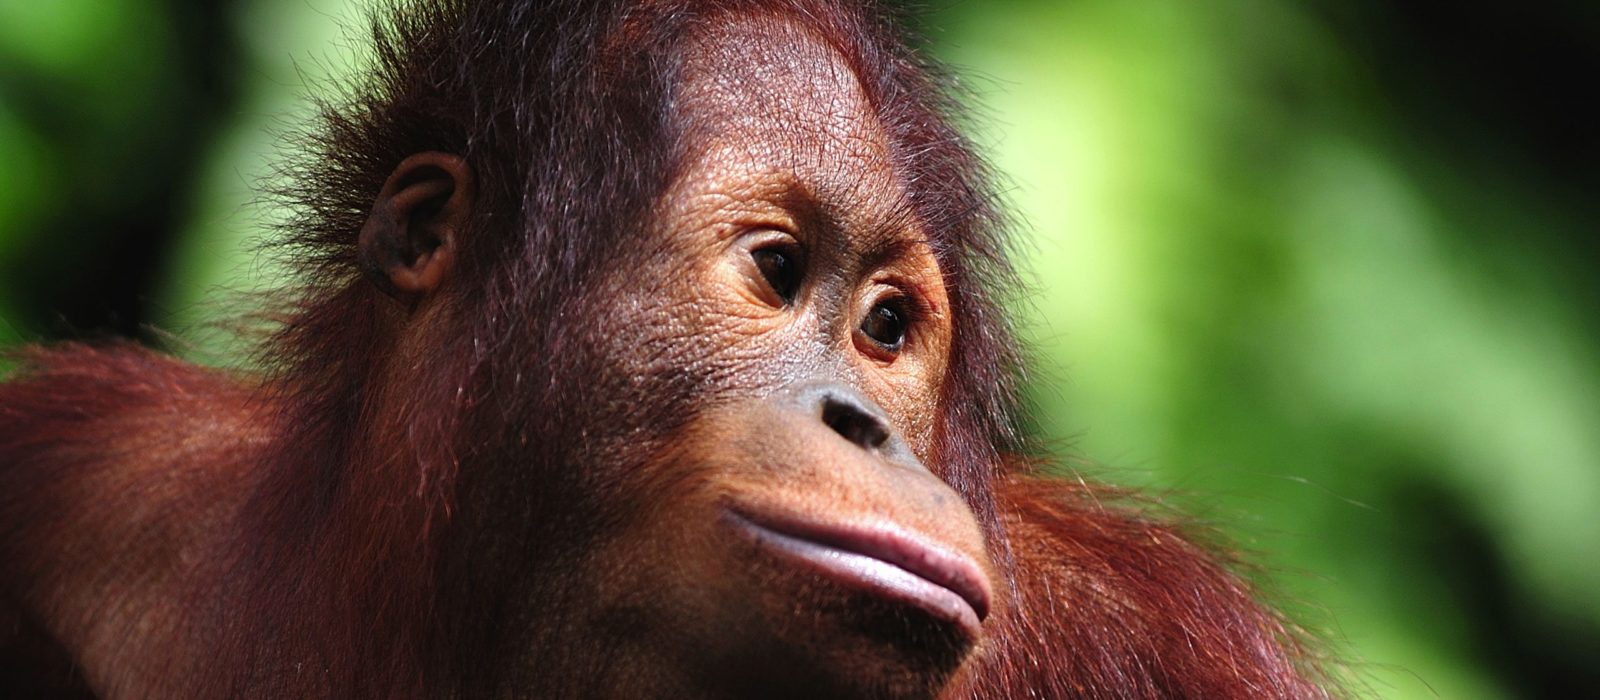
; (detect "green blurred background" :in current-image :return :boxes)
[1,1,1595,696]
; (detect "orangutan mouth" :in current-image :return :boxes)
[726,508,991,639]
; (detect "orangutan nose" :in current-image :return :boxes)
[782,382,917,466]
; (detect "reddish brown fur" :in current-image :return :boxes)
[0,351,1327,697]
[2,1,1332,697]
[972,477,1323,697]
[0,345,267,695]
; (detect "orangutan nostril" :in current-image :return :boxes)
[821,396,891,451]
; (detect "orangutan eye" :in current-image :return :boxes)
[752,246,802,304]
[860,300,910,352]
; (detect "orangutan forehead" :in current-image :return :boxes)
[670,15,906,213]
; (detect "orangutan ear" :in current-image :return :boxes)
[358,152,474,300]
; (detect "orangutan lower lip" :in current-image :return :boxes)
[726,508,991,638]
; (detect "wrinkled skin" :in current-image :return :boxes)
[483,19,997,698]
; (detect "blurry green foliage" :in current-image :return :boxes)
[0,0,179,236]
[2,1,1596,697]
[156,0,366,360]
[929,1,1599,696]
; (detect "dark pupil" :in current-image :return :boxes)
[861,303,907,350]
[753,249,799,302]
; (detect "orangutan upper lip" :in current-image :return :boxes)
[727,508,991,637]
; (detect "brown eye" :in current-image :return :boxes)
[752,247,802,304]
[860,300,910,351]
